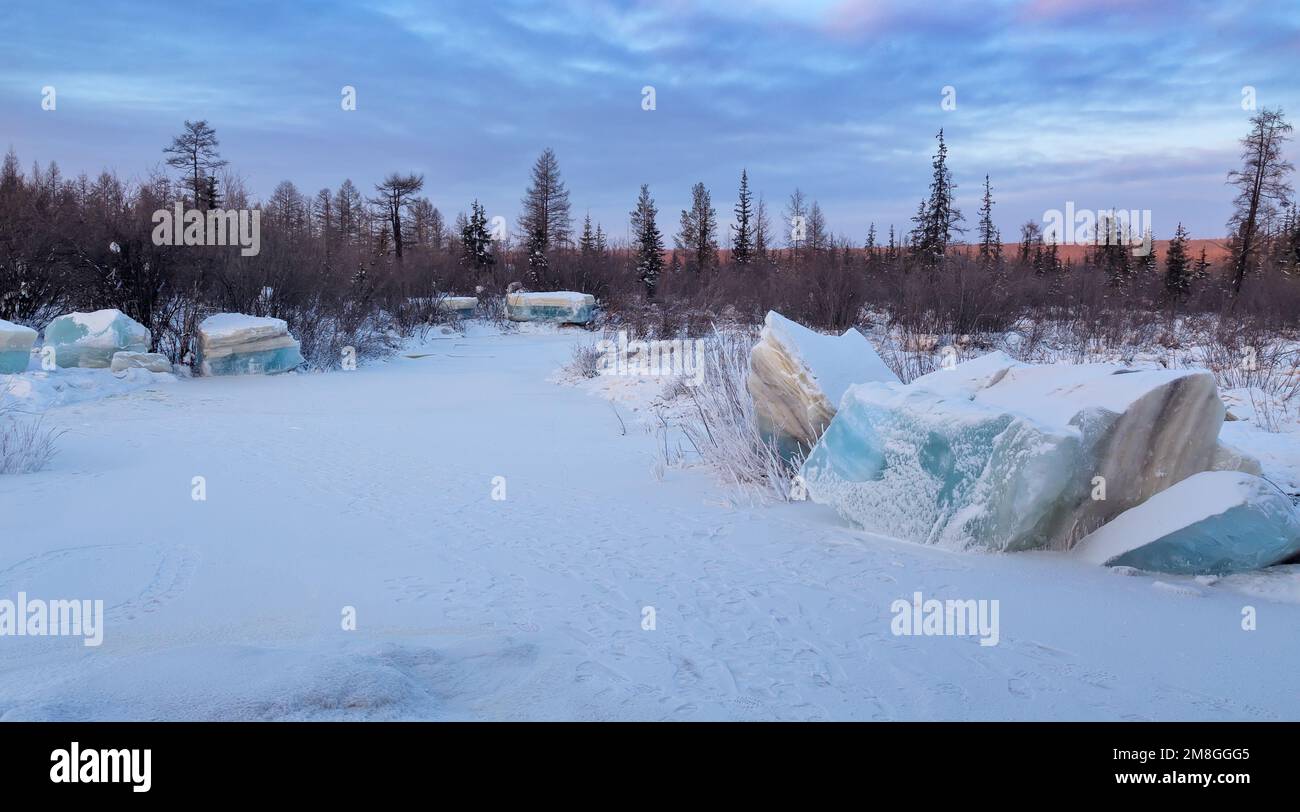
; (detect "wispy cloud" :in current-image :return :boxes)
[0,0,1295,238]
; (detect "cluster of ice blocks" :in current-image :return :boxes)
[506,292,595,324]
[753,313,1299,575]
[197,314,305,376]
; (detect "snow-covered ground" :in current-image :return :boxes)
[1,325,1298,721]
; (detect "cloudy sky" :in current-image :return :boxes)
[2,0,1297,241]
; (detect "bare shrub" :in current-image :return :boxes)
[660,328,801,501]
[290,306,401,370]
[0,390,60,475]
[564,341,603,379]
[476,292,515,331]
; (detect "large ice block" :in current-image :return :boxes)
[803,381,1085,550]
[440,296,479,319]
[747,311,899,455]
[197,313,304,376]
[0,319,37,374]
[42,309,149,368]
[1074,471,1300,574]
[506,291,595,324]
[802,353,1228,552]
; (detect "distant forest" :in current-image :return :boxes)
[2,110,1297,367]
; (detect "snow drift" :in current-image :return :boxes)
[111,352,172,374]
[747,311,898,455]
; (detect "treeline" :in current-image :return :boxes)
[2,113,1298,368]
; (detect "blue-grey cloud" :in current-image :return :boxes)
[0,0,1296,240]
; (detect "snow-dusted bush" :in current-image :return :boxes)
[0,390,59,474]
[565,342,602,379]
[289,307,402,370]
[662,328,801,501]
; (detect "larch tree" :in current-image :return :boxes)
[1227,108,1294,298]
[520,147,572,285]
[676,182,718,274]
[371,172,425,259]
[754,194,771,260]
[162,120,228,209]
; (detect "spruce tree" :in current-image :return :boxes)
[631,184,664,297]
[579,213,597,256]
[459,200,494,271]
[1139,230,1159,276]
[910,129,964,267]
[1193,246,1211,281]
[731,169,754,267]
[977,174,999,269]
[1164,222,1191,301]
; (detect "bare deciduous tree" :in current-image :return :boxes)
[371,172,425,259]
[163,120,228,209]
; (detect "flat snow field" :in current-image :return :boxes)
[1,327,1297,721]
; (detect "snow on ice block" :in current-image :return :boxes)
[505,291,595,324]
[747,311,899,454]
[1074,471,1300,574]
[1209,441,1264,477]
[197,313,304,376]
[440,296,479,318]
[42,309,149,369]
[802,353,1227,551]
[0,319,38,374]
[110,351,172,374]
